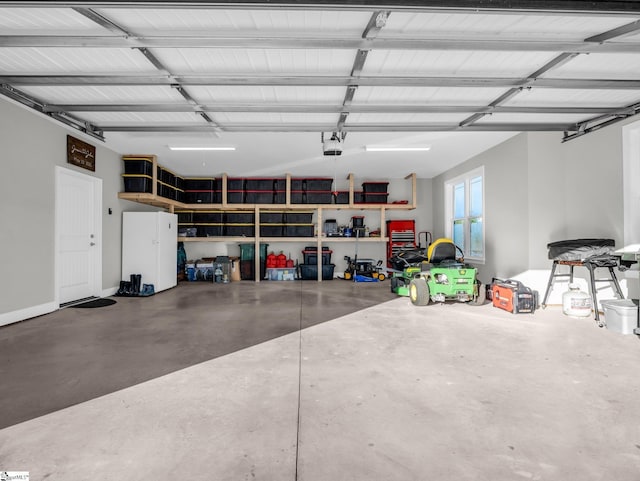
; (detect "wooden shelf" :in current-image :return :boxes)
[178,236,389,243]
[120,170,418,281]
[118,193,415,212]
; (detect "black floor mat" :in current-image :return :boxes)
[71,298,117,308]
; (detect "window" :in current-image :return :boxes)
[445,167,484,262]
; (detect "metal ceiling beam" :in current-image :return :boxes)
[97,122,575,133]
[6,75,640,89]
[337,10,389,131]
[586,19,640,43]
[3,35,640,53]
[43,102,622,115]
[459,51,583,127]
[0,84,104,140]
[71,7,131,35]
[4,1,640,14]
[563,101,640,141]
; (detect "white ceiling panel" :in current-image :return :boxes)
[186,86,346,104]
[476,113,587,124]
[348,113,469,124]
[19,85,185,104]
[381,12,634,41]
[77,112,208,124]
[0,47,155,74]
[363,50,559,77]
[503,88,640,107]
[0,7,106,34]
[545,53,640,79]
[1,3,639,178]
[213,112,339,124]
[97,8,370,37]
[153,48,356,75]
[353,86,507,104]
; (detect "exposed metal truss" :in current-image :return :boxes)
[1,1,640,142]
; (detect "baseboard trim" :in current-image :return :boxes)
[0,301,58,328]
[102,286,119,297]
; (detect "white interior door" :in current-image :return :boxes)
[57,167,102,304]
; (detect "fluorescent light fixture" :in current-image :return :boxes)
[168,146,236,151]
[365,146,431,152]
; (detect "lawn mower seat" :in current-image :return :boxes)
[427,238,457,264]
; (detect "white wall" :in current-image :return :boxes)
[0,97,158,323]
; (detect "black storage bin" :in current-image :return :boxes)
[245,178,276,191]
[291,178,305,190]
[157,181,174,199]
[285,224,314,237]
[193,211,224,223]
[335,191,349,204]
[274,191,286,204]
[291,191,305,204]
[123,157,153,176]
[227,178,245,190]
[285,212,313,223]
[225,212,255,223]
[158,167,177,187]
[305,191,332,204]
[260,211,285,223]
[351,215,365,227]
[123,174,153,193]
[362,181,389,193]
[184,178,215,191]
[175,176,185,191]
[175,188,185,203]
[227,190,244,204]
[274,178,287,191]
[185,190,216,204]
[225,223,255,237]
[304,178,333,191]
[354,191,365,203]
[302,247,332,265]
[177,211,194,223]
[178,225,197,237]
[299,263,335,280]
[245,191,274,204]
[196,224,224,237]
[364,193,389,204]
[260,224,284,237]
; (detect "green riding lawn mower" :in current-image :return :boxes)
[389,234,485,306]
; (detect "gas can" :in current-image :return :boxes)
[562,283,592,318]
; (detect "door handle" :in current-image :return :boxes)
[90,242,96,246]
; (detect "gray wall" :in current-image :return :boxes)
[432,133,530,282]
[431,122,631,297]
[0,97,157,318]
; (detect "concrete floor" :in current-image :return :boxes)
[2,281,640,480]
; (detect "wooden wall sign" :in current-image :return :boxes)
[67,135,96,172]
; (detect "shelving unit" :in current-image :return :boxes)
[119,166,416,281]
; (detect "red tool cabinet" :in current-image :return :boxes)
[386,220,416,268]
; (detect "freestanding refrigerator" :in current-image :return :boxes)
[122,211,177,293]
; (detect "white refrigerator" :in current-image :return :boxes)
[122,211,177,293]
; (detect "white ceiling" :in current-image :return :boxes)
[1,2,640,178]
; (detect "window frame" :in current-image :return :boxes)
[444,166,485,264]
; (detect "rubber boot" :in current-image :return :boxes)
[117,281,127,296]
[135,274,142,295]
[130,274,139,296]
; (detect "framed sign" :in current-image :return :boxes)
[67,135,96,172]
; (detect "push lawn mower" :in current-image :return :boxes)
[390,236,484,306]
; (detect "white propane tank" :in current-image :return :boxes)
[562,283,592,318]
